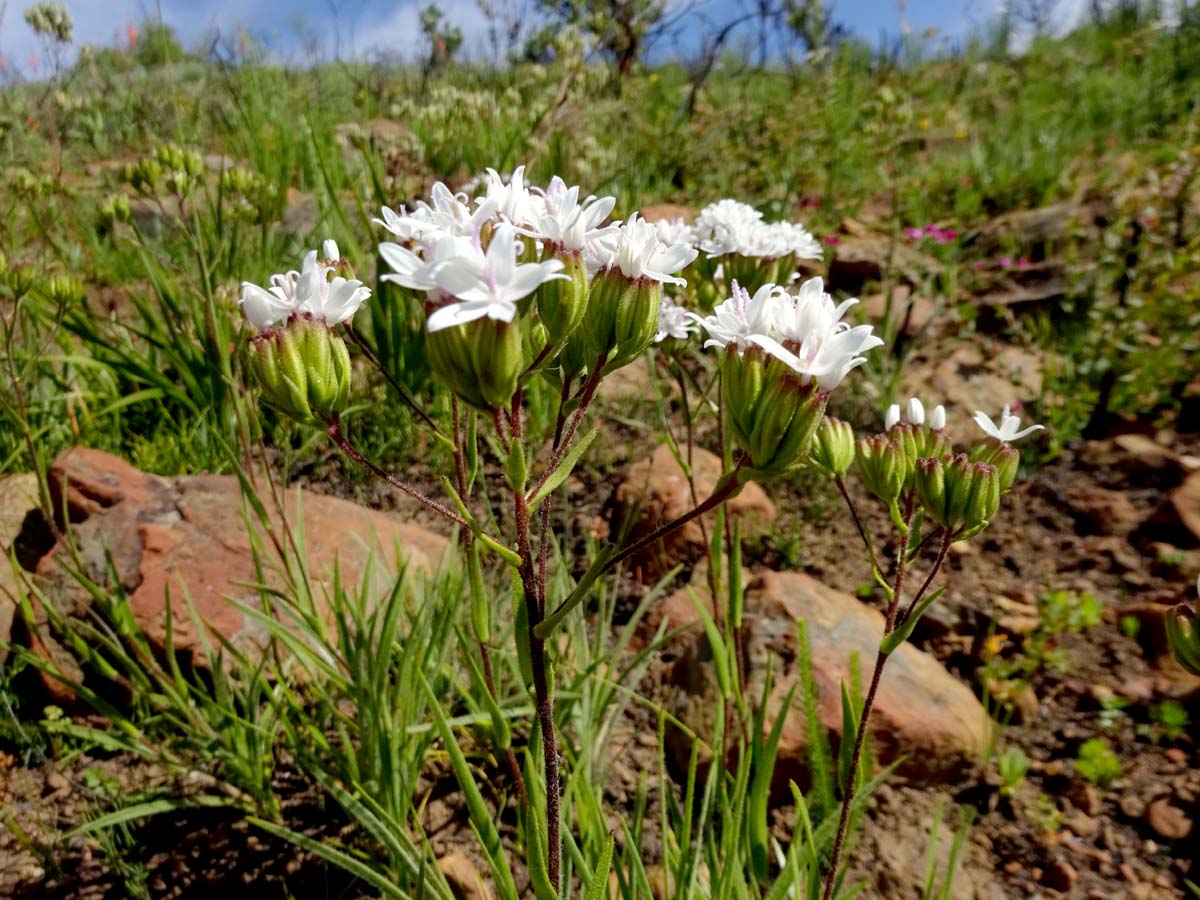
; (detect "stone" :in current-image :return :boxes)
[0,473,42,660]
[1144,798,1193,840]
[639,203,696,224]
[1063,484,1141,536]
[611,444,775,579]
[596,357,655,404]
[1169,470,1200,543]
[437,851,493,900]
[1041,859,1077,893]
[1065,780,1101,816]
[973,201,1099,252]
[862,286,938,337]
[826,233,941,295]
[281,188,319,235]
[28,448,450,684]
[670,570,989,787]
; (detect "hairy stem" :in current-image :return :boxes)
[821,496,915,900]
[326,419,467,528]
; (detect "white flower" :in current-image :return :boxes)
[526,176,617,252]
[694,281,785,353]
[590,213,698,285]
[478,165,539,228]
[240,279,295,331]
[426,223,566,332]
[655,295,698,342]
[373,205,425,243]
[691,198,822,261]
[379,232,474,295]
[385,182,490,241]
[651,216,695,247]
[707,276,882,391]
[888,398,946,430]
[973,406,1044,443]
[240,242,370,331]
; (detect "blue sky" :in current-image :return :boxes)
[1,0,1085,72]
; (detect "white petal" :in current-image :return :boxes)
[427,300,490,332]
[930,405,946,430]
[885,404,901,429]
[906,398,925,426]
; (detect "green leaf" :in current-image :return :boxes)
[528,426,599,510]
[584,834,615,900]
[881,587,945,655]
[419,675,520,900]
[67,795,232,839]
[249,817,409,899]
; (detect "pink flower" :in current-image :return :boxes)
[905,227,925,239]
[823,235,841,246]
[1017,257,1029,268]
[999,257,1012,268]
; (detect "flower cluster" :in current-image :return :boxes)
[905,224,957,244]
[694,278,883,473]
[685,199,823,299]
[239,240,371,424]
[241,240,371,332]
[371,168,699,405]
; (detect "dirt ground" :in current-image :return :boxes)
[2,389,1197,899]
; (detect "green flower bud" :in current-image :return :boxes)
[970,437,1020,491]
[810,417,856,478]
[536,248,588,345]
[1166,604,1200,676]
[914,456,948,526]
[723,349,827,474]
[720,253,783,296]
[46,275,85,306]
[965,462,1000,530]
[577,269,662,373]
[891,422,921,488]
[6,266,37,298]
[856,434,905,502]
[247,318,352,424]
[924,428,952,461]
[427,316,524,411]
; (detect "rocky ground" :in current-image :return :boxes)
[1,200,1198,896]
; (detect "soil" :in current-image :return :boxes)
[2,382,1198,899]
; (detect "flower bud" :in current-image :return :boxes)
[890,422,921,487]
[247,317,352,424]
[926,455,1000,535]
[970,436,1020,491]
[924,428,952,461]
[856,434,905,502]
[535,248,588,345]
[723,348,827,474]
[577,268,662,373]
[914,456,948,526]
[1166,603,1200,676]
[810,417,856,478]
[46,274,85,306]
[427,316,524,411]
[5,266,37,298]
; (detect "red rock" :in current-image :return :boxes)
[1170,470,1200,543]
[436,852,493,900]
[29,448,450,683]
[1145,798,1193,840]
[670,570,988,787]
[612,444,775,579]
[1063,484,1141,536]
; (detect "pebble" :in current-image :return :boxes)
[1164,747,1187,764]
[1042,860,1076,892]
[1065,780,1101,816]
[1119,791,1146,819]
[1146,798,1193,839]
[43,771,69,797]
[1065,812,1100,839]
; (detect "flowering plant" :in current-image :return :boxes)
[238,170,1041,898]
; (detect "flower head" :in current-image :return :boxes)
[478,165,538,228]
[692,199,822,261]
[426,223,565,332]
[972,405,1044,443]
[526,176,617,252]
[655,295,699,343]
[240,242,370,332]
[589,213,698,285]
